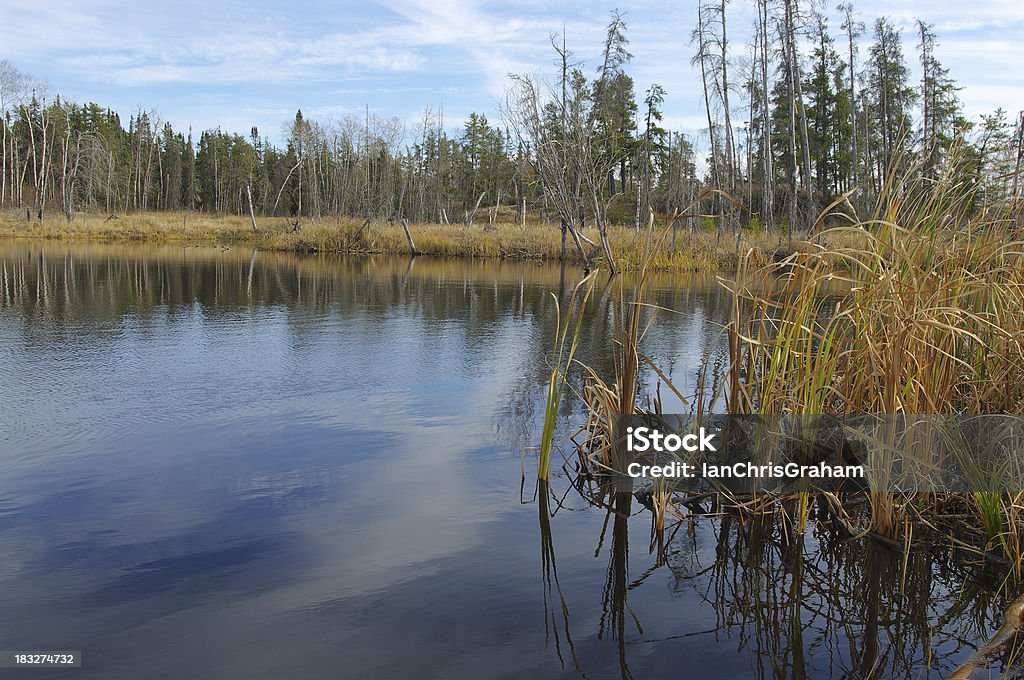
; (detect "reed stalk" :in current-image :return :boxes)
[537,270,597,480]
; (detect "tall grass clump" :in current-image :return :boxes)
[717,158,1024,541]
[577,193,717,478]
[553,163,1024,672]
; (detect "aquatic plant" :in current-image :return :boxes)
[567,145,1024,577]
[537,158,1024,678]
[537,270,597,480]
[717,163,1024,542]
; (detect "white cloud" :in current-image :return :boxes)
[1,0,1021,143]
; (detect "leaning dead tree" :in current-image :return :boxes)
[504,31,619,273]
[505,72,593,267]
[400,217,417,255]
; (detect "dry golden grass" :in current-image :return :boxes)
[713,179,1024,565]
[568,164,1024,580]
[0,209,782,272]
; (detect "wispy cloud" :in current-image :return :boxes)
[0,0,1021,143]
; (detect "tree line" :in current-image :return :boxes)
[1,2,1022,248]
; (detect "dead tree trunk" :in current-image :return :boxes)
[718,0,737,234]
[694,2,721,212]
[758,0,774,231]
[491,188,502,224]
[591,193,616,275]
[840,4,862,201]
[400,218,418,255]
[1012,111,1024,201]
[465,192,485,226]
[246,183,258,232]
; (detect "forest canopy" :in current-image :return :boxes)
[1,3,1020,239]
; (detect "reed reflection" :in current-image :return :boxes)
[535,472,1024,679]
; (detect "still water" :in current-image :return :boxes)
[0,242,1014,679]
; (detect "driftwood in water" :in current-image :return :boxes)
[400,218,418,255]
[947,593,1024,679]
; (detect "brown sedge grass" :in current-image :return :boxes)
[570,152,1024,577]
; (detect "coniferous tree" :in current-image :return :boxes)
[916,20,964,178]
[866,18,916,193]
[593,10,637,198]
[805,11,853,198]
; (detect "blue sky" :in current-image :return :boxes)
[2,0,1022,146]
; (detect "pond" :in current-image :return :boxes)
[0,241,1014,679]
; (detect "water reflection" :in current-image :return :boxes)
[0,242,728,457]
[1,241,731,679]
[540,471,1024,679]
[3,241,1013,679]
[537,479,584,675]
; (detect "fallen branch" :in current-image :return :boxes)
[947,593,1024,680]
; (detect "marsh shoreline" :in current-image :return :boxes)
[0,209,792,272]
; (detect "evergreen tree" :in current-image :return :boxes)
[805,11,853,198]
[916,20,964,177]
[592,10,637,196]
[866,18,916,189]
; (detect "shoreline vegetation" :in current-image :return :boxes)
[0,209,795,272]
[2,7,1021,279]
[536,169,1024,674]
[7,9,1019,280]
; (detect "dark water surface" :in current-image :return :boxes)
[0,242,1013,679]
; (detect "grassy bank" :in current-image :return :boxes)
[546,170,1024,586]
[0,209,786,272]
[526,175,1024,676]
